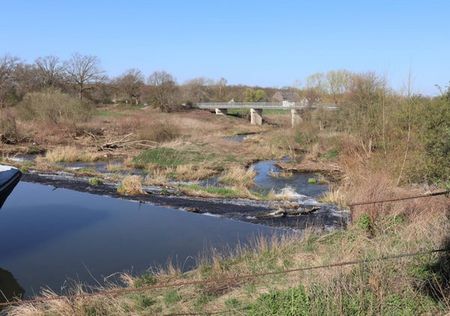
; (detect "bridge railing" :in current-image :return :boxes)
[197,102,307,109]
[197,102,337,110]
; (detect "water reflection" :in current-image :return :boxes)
[0,182,277,297]
[0,267,24,304]
[0,168,21,209]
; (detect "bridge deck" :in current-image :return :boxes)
[198,102,305,110]
[197,102,336,110]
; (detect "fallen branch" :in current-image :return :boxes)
[99,134,157,151]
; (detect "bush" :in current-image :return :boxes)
[88,177,103,186]
[137,121,180,143]
[419,97,450,182]
[0,110,19,143]
[17,89,92,124]
[117,175,144,195]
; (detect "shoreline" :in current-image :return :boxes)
[21,170,350,230]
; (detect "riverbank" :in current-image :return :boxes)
[6,185,449,315]
[2,105,449,315]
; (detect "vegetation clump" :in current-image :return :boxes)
[17,89,92,124]
[219,165,256,188]
[137,120,180,143]
[0,111,19,143]
[117,175,144,195]
[88,177,103,186]
[43,146,99,163]
[133,147,207,168]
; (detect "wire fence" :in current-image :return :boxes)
[1,248,448,309]
[348,190,449,207]
[1,190,449,312]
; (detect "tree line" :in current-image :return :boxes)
[0,53,280,111]
[3,53,436,113]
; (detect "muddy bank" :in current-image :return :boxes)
[22,171,349,230]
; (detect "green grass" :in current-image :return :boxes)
[247,282,441,316]
[88,177,103,186]
[321,148,339,160]
[180,184,242,198]
[134,273,157,288]
[133,148,213,168]
[164,290,182,305]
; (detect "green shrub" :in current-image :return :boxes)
[419,97,450,183]
[163,290,182,305]
[356,213,372,232]
[88,177,103,186]
[17,89,92,124]
[134,273,157,288]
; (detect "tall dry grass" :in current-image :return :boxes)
[42,146,101,163]
[117,175,144,195]
[0,110,19,143]
[173,164,216,181]
[137,120,180,143]
[219,165,256,188]
[17,89,92,124]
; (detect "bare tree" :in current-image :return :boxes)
[35,56,64,88]
[64,53,104,100]
[0,55,20,107]
[146,71,178,112]
[114,69,144,104]
[214,77,228,101]
[182,77,213,104]
[326,70,352,105]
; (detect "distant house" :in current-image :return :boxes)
[272,91,308,106]
[271,91,300,103]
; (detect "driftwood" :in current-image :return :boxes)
[98,133,157,151]
[0,133,19,144]
[256,206,320,219]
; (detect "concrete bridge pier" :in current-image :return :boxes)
[250,108,263,125]
[291,109,302,128]
[215,108,228,115]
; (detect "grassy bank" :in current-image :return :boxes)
[6,174,449,315]
[2,81,450,315]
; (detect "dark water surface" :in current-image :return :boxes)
[0,182,277,297]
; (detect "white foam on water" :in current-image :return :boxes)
[0,165,16,172]
[203,212,222,218]
[274,186,307,201]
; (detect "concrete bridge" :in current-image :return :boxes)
[197,102,336,127]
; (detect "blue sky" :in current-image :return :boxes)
[1,0,449,94]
